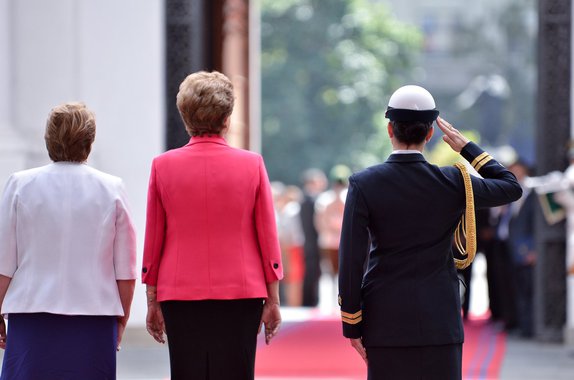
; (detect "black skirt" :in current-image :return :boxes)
[161,298,264,380]
[366,343,462,380]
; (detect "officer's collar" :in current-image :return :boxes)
[386,152,426,163]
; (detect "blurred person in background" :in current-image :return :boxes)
[276,185,305,306]
[142,71,283,380]
[300,168,328,307]
[315,165,351,278]
[459,208,495,321]
[271,181,288,303]
[556,148,574,280]
[507,159,537,338]
[481,147,518,325]
[316,165,351,307]
[489,203,519,331]
[0,103,137,379]
[338,85,522,380]
[479,208,503,322]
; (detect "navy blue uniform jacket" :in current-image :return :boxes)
[338,142,522,347]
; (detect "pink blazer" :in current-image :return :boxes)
[142,136,283,301]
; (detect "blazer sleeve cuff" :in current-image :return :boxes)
[342,321,363,339]
[264,260,284,283]
[141,265,158,285]
[341,308,363,338]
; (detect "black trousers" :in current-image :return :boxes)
[161,299,264,380]
[366,343,462,380]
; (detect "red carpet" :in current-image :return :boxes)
[256,317,366,379]
[462,317,507,380]
[255,315,506,379]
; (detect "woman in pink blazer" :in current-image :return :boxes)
[142,71,283,380]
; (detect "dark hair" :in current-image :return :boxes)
[390,120,432,145]
[45,102,96,162]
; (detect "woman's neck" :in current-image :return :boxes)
[391,141,425,152]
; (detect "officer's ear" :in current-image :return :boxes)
[425,125,434,143]
[387,122,394,139]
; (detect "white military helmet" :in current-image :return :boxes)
[385,85,439,122]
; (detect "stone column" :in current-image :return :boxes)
[567,0,574,346]
[248,0,262,153]
[165,0,217,149]
[536,0,571,342]
[164,0,253,151]
[222,0,250,149]
[0,0,26,187]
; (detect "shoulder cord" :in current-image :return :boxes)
[453,162,477,270]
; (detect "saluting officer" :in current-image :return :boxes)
[338,85,522,380]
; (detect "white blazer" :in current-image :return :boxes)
[0,162,137,316]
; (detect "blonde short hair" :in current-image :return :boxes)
[44,102,96,162]
[176,71,234,137]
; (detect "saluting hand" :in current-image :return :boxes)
[436,117,469,153]
[259,301,281,345]
[350,338,368,364]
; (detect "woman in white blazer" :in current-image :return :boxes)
[0,103,137,380]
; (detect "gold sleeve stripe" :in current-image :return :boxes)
[472,154,492,171]
[341,310,362,319]
[342,316,363,324]
[474,156,493,172]
[470,152,489,168]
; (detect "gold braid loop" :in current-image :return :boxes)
[453,162,477,270]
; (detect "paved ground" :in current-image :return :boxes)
[499,336,574,380]
[117,327,169,380]
[0,319,573,379]
[114,326,574,380]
